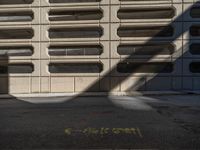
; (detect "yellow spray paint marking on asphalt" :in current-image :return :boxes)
[64,127,143,138]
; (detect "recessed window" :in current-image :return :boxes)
[49,0,101,3]
[49,27,103,39]
[118,7,175,19]
[0,46,33,57]
[0,64,34,74]
[190,44,200,55]
[117,62,173,73]
[190,25,200,36]
[118,43,174,55]
[0,28,34,39]
[0,11,33,22]
[49,45,103,56]
[190,62,200,73]
[49,9,102,21]
[190,7,200,18]
[117,26,173,37]
[49,63,103,73]
[0,0,33,5]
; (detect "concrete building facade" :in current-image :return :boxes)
[0,0,199,94]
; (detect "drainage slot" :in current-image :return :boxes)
[49,63,103,73]
[117,62,173,73]
[0,0,33,5]
[49,0,101,3]
[0,46,33,57]
[49,45,102,56]
[190,62,200,73]
[0,28,33,39]
[49,27,103,38]
[0,11,33,22]
[118,7,175,19]
[0,64,34,74]
[49,9,102,21]
[118,26,173,37]
[118,43,174,55]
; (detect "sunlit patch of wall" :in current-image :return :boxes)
[0,0,199,94]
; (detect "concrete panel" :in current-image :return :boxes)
[121,77,146,91]
[193,77,200,90]
[75,77,100,92]
[51,77,74,93]
[146,76,172,91]
[9,77,30,94]
[183,77,193,90]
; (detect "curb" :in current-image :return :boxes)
[0,91,199,98]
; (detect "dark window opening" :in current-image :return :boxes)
[190,62,200,73]
[190,25,200,36]
[118,43,174,55]
[0,46,33,57]
[0,0,33,5]
[49,9,102,21]
[0,28,34,39]
[117,26,174,37]
[118,7,175,19]
[190,7,200,18]
[117,62,173,73]
[0,64,34,74]
[49,27,103,38]
[0,11,33,22]
[49,63,103,73]
[49,45,103,56]
[190,44,200,55]
[49,0,101,3]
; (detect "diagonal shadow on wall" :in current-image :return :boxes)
[75,1,198,96]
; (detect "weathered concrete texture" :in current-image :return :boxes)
[0,95,200,149]
[0,1,200,94]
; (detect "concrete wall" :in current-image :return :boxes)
[0,0,199,94]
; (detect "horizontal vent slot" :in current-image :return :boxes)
[0,46,33,57]
[49,45,102,56]
[0,64,34,74]
[118,43,174,55]
[49,9,102,21]
[190,25,200,36]
[0,28,33,39]
[49,0,101,3]
[190,44,200,55]
[49,27,103,38]
[0,0,33,5]
[118,7,175,19]
[118,26,173,37]
[117,62,173,73]
[49,63,103,73]
[190,62,200,73]
[190,7,200,18]
[0,11,33,22]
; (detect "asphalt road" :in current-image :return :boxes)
[0,95,200,149]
